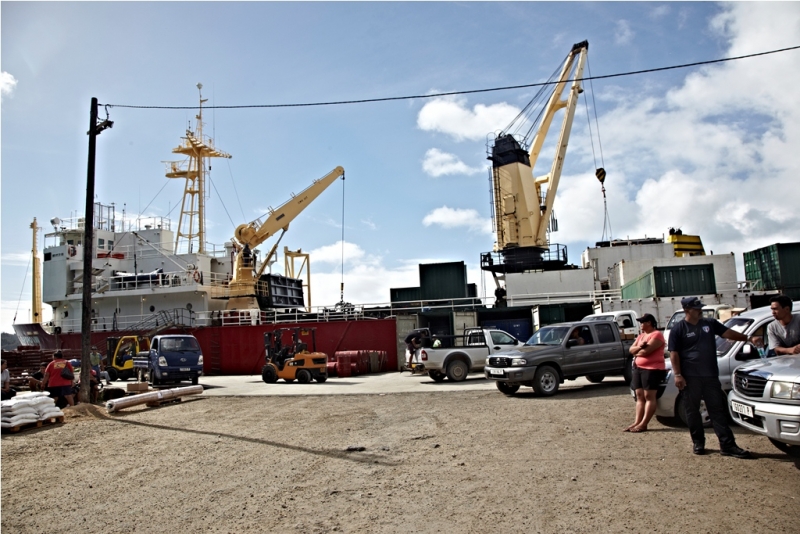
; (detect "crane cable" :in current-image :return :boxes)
[339,173,346,304]
[12,254,32,325]
[582,56,612,242]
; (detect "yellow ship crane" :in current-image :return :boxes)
[225,166,345,310]
[483,40,589,275]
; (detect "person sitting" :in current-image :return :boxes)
[569,329,585,346]
[1,359,16,400]
[28,362,48,391]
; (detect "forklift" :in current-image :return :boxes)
[105,335,149,381]
[261,328,328,384]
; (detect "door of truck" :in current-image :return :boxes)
[562,326,603,376]
[591,322,627,370]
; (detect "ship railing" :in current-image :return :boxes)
[508,289,621,306]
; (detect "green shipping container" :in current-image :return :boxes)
[744,242,800,291]
[390,287,422,303]
[621,264,716,299]
[419,262,468,300]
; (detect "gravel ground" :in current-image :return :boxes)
[2,382,799,533]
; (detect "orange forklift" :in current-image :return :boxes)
[261,328,328,384]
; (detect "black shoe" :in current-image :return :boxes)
[720,446,753,459]
[693,443,706,455]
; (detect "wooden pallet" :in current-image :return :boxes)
[2,416,65,434]
[145,398,182,408]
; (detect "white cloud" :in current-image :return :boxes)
[307,240,365,265]
[1,252,35,266]
[417,97,521,141]
[422,148,482,177]
[614,20,635,45]
[1,72,18,102]
[649,5,670,19]
[422,206,493,235]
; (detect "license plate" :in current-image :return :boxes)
[731,400,754,418]
[489,369,505,376]
[180,367,190,372]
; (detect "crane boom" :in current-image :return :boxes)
[487,40,588,271]
[226,166,344,310]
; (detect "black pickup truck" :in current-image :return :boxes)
[484,321,634,396]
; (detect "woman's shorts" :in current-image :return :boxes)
[631,367,667,391]
[47,385,74,398]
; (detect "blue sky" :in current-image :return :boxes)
[2,2,800,333]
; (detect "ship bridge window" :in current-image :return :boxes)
[98,238,105,249]
[108,240,113,250]
[44,252,52,261]
[67,239,74,246]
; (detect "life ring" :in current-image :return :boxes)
[193,270,201,283]
[68,245,77,257]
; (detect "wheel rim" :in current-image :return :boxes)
[451,363,467,380]
[539,371,557,393]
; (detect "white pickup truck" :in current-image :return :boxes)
[411,327,521,382]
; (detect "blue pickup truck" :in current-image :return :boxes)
[133,334,204,386]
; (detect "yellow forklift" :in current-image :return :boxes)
[261,328,328,384]
[105,335,149,381]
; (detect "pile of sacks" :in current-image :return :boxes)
[1,391,65,429]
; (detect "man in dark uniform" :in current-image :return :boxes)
[668,296,755,458]
[404,330,424,371]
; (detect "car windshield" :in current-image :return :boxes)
[715,317,754,355]
[583,315,612,322]
[160,337,201,352]
[525,326,569,346]
[666,311,685,330]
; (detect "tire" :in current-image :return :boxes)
[150,369,160,386]
[496,381,520,395]
[296,369,312,384]
[106,367,118,382]
[137,368,146,383]
[284,379,295,383]
[532,365,559,396]
[316,375,327,383]
[191,376,199,386]
[676,395,712,428]
[622,358,633,386]
[445,360,469,382]
[586,374,605,384]
[428,370,446,383]
[769,438,800,458]
[261,365,278,384]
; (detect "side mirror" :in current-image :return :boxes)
[567,339,578,348]
[735,343,758,362]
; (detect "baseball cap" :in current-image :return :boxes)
[681,296,704,309]
[636,313,657,327]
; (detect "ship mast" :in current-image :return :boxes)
[166,83,231,254]
[30,218,43,323]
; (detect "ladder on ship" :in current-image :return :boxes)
[92,309,192,356]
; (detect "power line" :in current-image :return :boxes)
[103,45,800,111]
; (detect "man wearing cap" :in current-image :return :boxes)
[668,296,754,458]
[624,313,666,433]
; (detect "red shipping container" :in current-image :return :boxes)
[359,351,370,374]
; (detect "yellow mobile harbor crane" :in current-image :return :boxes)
[481,41,589,296]
[225,166,345,310]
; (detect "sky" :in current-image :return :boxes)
[2,2,800,334]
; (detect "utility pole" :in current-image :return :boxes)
[80,98,112,403]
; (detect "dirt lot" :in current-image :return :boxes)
[2,382,799,533]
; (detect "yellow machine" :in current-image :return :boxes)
[261,328,328,384]
[105,335,149,381]
[223,167,345,310]
[667,228,706,256]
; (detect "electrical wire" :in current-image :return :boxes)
[12,254,32,324]
[208,175,236,229]
[102,45,800,110]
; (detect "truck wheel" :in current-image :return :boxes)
[106,367,118,382]
[622,357,633,385]
[191,376,199,386]
[150,369,160,386]
[532,366,559,396]
[446,360,469,382]
[428,370,446,383]
[676,395,712,428]
[769,438,800,458]
[586,374,605,383]
[496,381,519,395]
[316,375,328,383]
[261,365,277,384]
[296,369,312,384]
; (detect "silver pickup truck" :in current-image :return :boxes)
[412,328,521,382]
[484,321,634,396]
